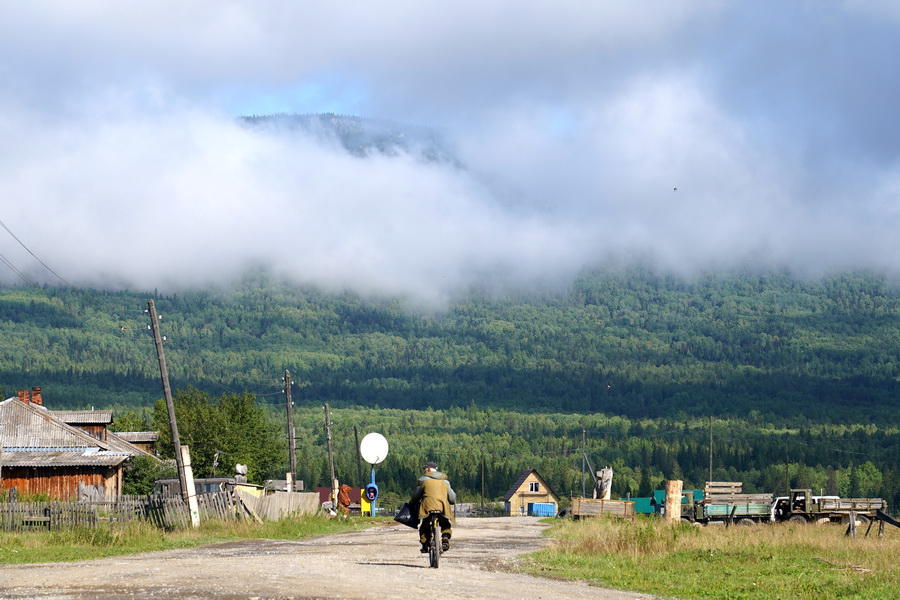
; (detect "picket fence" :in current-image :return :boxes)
[0,492,239,532]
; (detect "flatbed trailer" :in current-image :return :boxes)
[681,482,772,525]
[570,497,635,520]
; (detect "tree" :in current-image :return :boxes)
[152,387,285,484]
[122,455,177,495]
[109,408,152,432]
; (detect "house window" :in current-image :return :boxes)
[529,481,540,493]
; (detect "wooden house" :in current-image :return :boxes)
[50,409,158,459]
[113,431,159,455]
[0,389,151,500]
[502,469,560,517]
[50,409,113,442]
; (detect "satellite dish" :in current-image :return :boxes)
[359,432,389,465]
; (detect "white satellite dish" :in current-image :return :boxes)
[359,432,389,465]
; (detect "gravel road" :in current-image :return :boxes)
[0,517,657,600]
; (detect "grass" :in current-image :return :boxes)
[524,517,900,600]
[0,514,375,565]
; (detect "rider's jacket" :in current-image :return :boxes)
[411,470,456,521]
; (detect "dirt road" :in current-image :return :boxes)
[0,517,655,599]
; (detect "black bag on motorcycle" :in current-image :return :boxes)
[394,502,420,528]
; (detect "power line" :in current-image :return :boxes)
[0,219,71,286]
[0,250,36,285]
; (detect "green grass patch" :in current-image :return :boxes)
[0,515,374,565]
[524,517,900,600]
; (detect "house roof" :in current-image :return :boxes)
[50,410,113,425]
[1,449,130,467]
[106,431,157,458]
[501,468,560,502]
[0,398,152,465]
[115,431,160,443]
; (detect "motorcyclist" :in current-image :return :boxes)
[410,461,455,553]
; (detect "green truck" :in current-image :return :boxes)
[772,489,887,524]
[679,491,773,525]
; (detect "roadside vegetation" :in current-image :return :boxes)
[0,514,372,565]
[527,516,900,600]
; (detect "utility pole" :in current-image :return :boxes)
[147,299,187,500]
[708,416,713,483]
[481,450,486,514]
[284,370,297,491]
[581,429,586,497]
[354,426,363,488]
[324,403,336,506]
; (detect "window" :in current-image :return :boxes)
[529,481,540,493]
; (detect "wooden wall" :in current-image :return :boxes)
[506,472,558,516]
[1,466,121,500]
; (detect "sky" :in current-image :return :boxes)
[1,1,899,304]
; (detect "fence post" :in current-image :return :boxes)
[665,480,683,522]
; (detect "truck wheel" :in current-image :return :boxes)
[788,515,808,524]
[736,518,756,526]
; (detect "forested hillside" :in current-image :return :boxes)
[1,267,898,423]
[0,270,900,424]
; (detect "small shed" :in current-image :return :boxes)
[502,469,560,517]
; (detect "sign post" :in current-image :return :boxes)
[359,433,389,516]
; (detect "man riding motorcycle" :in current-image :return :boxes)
[410,461,456,553]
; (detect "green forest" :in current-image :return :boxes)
[1,267,899,509]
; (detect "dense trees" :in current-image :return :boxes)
[1,268,899,424]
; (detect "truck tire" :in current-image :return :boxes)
[788,514,808,524]
[736,518,757,526]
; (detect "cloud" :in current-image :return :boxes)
[1,1,900,303]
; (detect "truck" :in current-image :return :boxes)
[771,489,887,524]
[678,482,772,525]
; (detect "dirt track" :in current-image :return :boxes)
[0,517,656,599]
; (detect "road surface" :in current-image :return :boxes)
[0,517,656,599]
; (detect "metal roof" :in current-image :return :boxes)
[0,399,120,450]
[116,431,160,443]
[1,449,130,467]
[106,431,157,459]
[50,410,113,425]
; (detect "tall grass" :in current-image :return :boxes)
[526,517,900,600]
[0,515,372,565]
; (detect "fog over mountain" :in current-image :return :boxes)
[1,2,899,304]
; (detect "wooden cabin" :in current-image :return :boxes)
[0,389,152,500]
[502,469,560,517]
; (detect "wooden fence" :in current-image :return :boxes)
[0,492,239,532]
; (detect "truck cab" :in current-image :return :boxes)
[772,489,841,522]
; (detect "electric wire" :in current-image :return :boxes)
[0,219,72,286]
[0,250,36,285]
